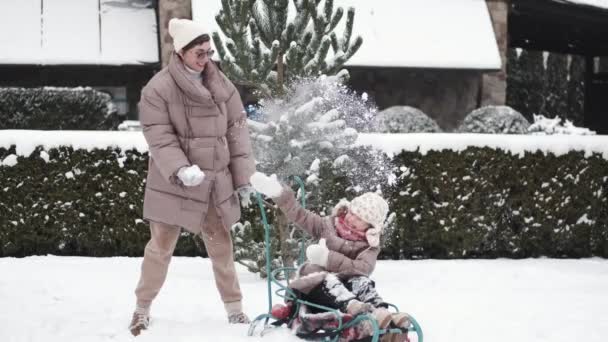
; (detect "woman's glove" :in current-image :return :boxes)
[237,185,256,208]
[249,172,283,198]
[306,238,329,268]
[176,165,205,186]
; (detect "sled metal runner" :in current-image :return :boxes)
[248,176,424,342]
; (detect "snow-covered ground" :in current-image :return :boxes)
[1,256,607,342]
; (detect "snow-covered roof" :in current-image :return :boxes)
[335,0,501,69]
[192,0,501,69]
[561,0,608,9]
[0,0,159,65]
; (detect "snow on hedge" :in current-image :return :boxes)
[355,133,608,159]
[0,130,148,158]
[2,130,608,166]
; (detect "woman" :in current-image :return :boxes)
[129,18,256,336]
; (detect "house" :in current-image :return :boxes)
[192,0,506,131]
[0,0,160,119]
[192,0,608,132]
[1,0,606,133]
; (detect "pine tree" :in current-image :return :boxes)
[246,74,358,269]
[232,74,391,274]
[212,0,363,95]
[506,48,527,117]
[249,73,358,180]
[213,2,369,275]
[567,55,585,126]
[518,49,546,118]
[232,220,283,278]
[543,52,569,118]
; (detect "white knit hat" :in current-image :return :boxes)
[332,192,389,247]
[168,18,208,52]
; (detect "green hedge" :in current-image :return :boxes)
[1,144,606,258]
[0,87,120,130]
[384,148,608,258]
[0,146,201,257]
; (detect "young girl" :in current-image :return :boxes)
[250,172,410,340]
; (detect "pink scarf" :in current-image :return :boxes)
[335,215,367,242]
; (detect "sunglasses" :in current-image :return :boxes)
[192,49,215,60]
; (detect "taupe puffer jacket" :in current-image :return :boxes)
[139,53,255,233]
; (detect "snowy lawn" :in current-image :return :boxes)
[1,256,607,342]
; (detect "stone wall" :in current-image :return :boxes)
[481,0,509,106]
[158,0,192,67]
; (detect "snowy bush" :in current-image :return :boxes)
[0,87,119,130]
[528,114,596,135]
[371,106,442,133]
[457,106,530,134]
[0,146,201,257]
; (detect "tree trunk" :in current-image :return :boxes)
[158,0,193,67]
[277,210,297,272]
[276,51,285,94]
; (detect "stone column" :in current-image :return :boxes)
[158,0,192,67]
[481,0,509,106]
